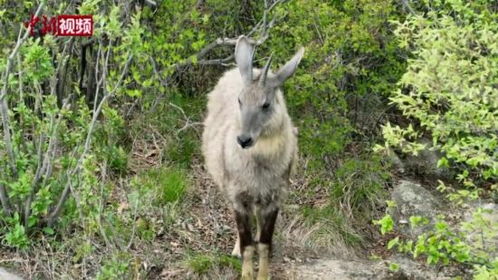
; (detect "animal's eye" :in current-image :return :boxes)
[262,102,270,110]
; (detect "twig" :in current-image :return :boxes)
[167,102,203,135]
[126,190,140,250]
[177,121,203,134]
[400,0,416,14]
[198,54,234,66]
[18,53,23,99]
[149,56,169,87]
[144,0,157,7]
[98,162,112,249]
[168,102,188,120]
[0,169,10,214]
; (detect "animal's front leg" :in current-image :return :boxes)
[235,210,254,280]
[254,205,262,242]
[232,235,241,257]
[257,206,278,280]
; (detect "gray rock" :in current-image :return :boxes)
[287,259,377,280]
[285,256,453,279]
[0,268,23,280]
[387,149,405,174]
[401,139,453,180]
[384,255,458,280]
[390,180,443,238]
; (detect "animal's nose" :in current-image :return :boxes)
[237,135,253,148]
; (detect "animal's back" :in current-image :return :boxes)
[202,68,242,187]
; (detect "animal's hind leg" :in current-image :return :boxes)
[257,206,279,280]
[234,210,254,280]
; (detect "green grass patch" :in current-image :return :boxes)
[133,165,189,205]
[165,136,197,168]
[187,254,213,274]
[96,252,132,280]
[185,252,241,275]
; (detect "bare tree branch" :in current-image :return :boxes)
[198,54,234,66]
[144,0,157,7]
[168,102,203,137]
[149,56,170,87]
[0,172,10,214]
[152,0,286,76]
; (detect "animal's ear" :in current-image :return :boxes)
[270,47,305,87]
[235,36,255,85]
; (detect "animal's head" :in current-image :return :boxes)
[235,36,304,149]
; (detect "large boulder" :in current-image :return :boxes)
[285,256,453,280]
[0,268,23,280]
[389,180,444,238]
[390,139,453,180]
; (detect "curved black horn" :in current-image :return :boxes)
[259,54,273,87]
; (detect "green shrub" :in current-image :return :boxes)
[0,2,149,248]
[377,0,498,188]
[0,38,95,247]
[376,1,498,277]
[266,0,405,166]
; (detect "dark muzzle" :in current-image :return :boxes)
[237,135,253,149]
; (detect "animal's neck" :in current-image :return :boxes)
[251,119,290,157]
